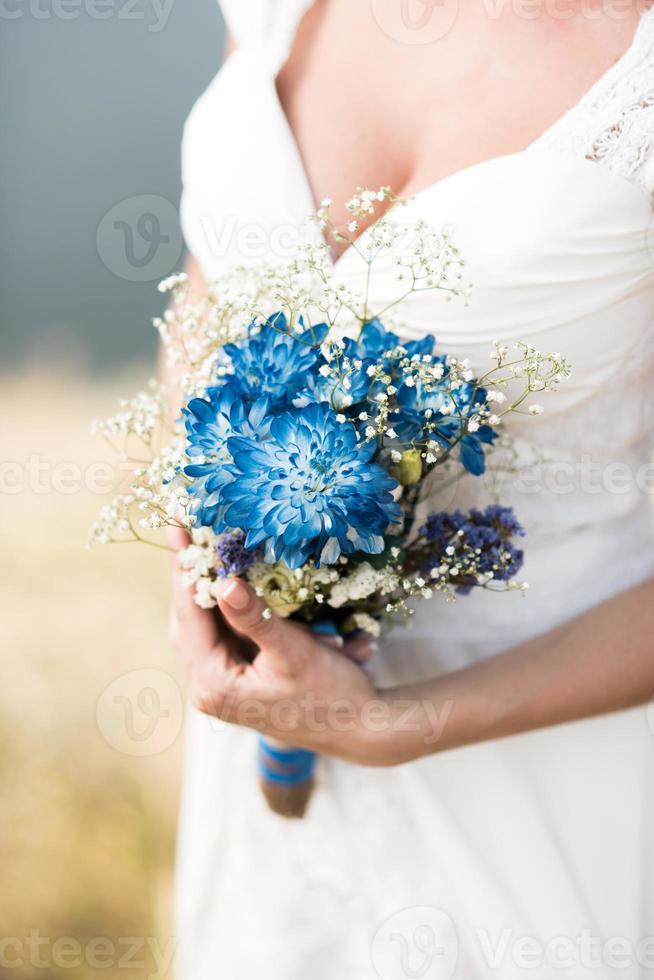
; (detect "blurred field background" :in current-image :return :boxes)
[0,369,182,979]
[1,3,225,976]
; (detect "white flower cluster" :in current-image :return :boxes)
[487,341,571,410]
[154,265,286,398]
[327,561,399,609]
[90,188,565,645]
[309,189,469,326]
[88,494,135,546]
[91,383,164,446]
[349,612,381,638]
[179,545,221,608]
[91,187,477,550]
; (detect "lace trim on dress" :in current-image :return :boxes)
[534,10,654,198]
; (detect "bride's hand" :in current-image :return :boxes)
[168,530,405,765]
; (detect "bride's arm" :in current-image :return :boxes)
[168,537,654,764]
[165,266,654,766]
[378,576,654,763]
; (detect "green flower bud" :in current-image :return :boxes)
[391,448,422,486]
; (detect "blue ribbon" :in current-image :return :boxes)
[258,737,316,785]
[310,619,339,638]
[257,619,337,786]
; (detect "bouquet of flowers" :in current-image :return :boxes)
[91,189,570,816]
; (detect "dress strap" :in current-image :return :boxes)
[219,0,317,73]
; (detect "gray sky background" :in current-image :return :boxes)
[1,0,225,370]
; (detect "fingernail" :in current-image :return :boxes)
[357,641,379,662]
[219,578,250,610]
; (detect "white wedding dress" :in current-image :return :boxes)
[175,4,654,977]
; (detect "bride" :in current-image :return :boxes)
[168,1,654,977]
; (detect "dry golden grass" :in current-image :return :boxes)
[0,368,181,980]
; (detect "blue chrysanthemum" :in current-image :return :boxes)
[297,320,436,414]
[218,402,401,569]
[183,382,271,530]
[397,380,498,476]
[304,368,371,411]
[394,365,452,438]
[298,338,374,411]
[435,384,498,476]
[353,318,435,362]
[223,313,328,404]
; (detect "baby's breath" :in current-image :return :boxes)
[90,188,568,624]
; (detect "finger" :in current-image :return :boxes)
[169,537,220,657]
[166,525,190,554]
[321,633,344,651]
[189,654,244,720]
[342,635,379,664]
[214,577,306,669]
[167,528,257,657]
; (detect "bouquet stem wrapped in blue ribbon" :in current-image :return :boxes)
[91,189,570,818]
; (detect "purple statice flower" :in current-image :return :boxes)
[215,531,261,579]
[419,505,525,593]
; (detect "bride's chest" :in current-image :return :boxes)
[180,47,654,413]
[275,1,643,228]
